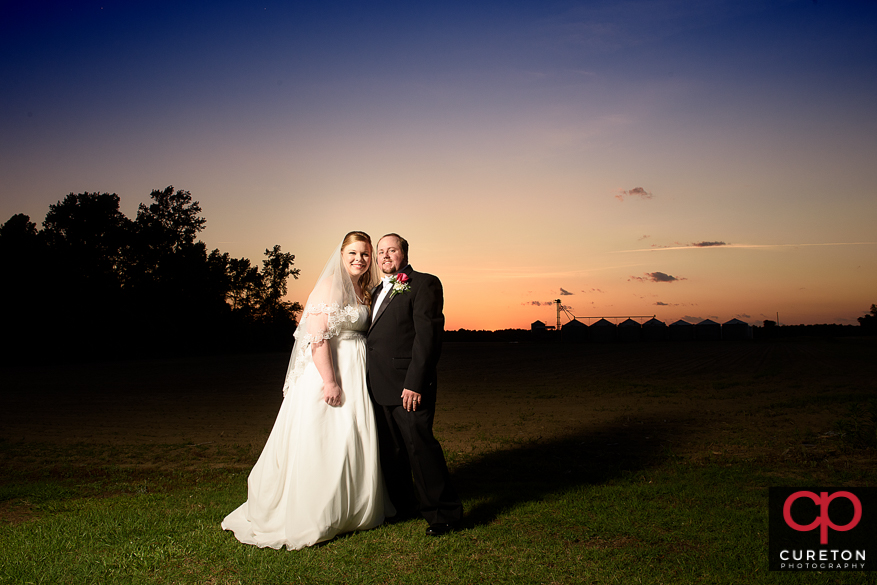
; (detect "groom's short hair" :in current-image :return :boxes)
[380,233,409,259]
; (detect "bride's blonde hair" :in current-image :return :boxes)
[341,231,377,306]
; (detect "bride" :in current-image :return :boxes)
[222,231,393,549]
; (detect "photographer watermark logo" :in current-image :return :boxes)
[769,487,875,571]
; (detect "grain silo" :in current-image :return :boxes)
[617,318,642,342]
[642,317,668,341]
[722,318,752,340]
[695,319,722,341]
[562,318,588,343]
[589,318,617,342]
[669,319,695,341]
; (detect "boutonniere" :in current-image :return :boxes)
[389,273,411,298]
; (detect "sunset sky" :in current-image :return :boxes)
[2,0,876,330]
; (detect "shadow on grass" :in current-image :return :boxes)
[451,415,690,528]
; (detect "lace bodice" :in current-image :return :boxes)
[296,303,368,342]
[283,304,368,396]
[339,304,369,333]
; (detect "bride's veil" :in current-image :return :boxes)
[281,237,379,397]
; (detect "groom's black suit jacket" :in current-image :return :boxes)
[367,265,443,406]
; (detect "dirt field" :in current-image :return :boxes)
[3,338,874,469]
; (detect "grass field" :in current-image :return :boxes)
[2,338,876,584]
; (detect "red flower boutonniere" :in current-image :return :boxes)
[389,273,411,298]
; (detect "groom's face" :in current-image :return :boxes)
[377,236,406,275]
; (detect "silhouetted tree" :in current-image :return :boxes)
[226,256,262,313]
[0,214,48,355]
[38,193,135,354]
[1,187,303,360]
[258,245,301,324]
[859,304,877,330]
[0,213,42,282]
[135,186,206,252]
[42,192,133,287]
[0,213,38,241]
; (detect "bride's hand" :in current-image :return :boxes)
[323,381,343,407]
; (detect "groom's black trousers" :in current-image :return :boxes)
[375,403,463,525]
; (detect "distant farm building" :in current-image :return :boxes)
[529,313,754,343]
[722,318,753,340]
[642,317,668,341]
[589,318,617,342]
[669,319,695,341]
[695,319,722,341]
[617,318,642,342]
[531,320,549,338]
[561,319,588,343]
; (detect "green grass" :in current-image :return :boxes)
[1,439,874,584]
[3,338,876,583]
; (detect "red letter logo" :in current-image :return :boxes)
[783,491,862,544]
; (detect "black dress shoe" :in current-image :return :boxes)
[425,523,456,536]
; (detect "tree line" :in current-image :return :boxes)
[0,187,301,362]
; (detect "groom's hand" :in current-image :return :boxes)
[401,389,422,412]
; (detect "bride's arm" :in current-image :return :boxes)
[302,278,343,407]
[311,340,342,407]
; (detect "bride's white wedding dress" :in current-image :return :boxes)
[221,304,392,550]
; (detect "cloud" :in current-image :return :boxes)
[638,234,651,241]
[615,187,654,201]
[630,271,685,283]
[524,299,576,314]
[581,288,604,293]
[654,301,669,306]
[559,287,573,295]
[615,241,877,253]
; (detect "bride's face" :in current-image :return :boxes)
[342,241,371,279]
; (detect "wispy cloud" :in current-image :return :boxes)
[615,187,653,202]
[559,287,574,295]
[522,300,574,312]
[613,241,877,253]
[630,271,686,283]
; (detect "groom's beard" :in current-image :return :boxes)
[380,262,405,275]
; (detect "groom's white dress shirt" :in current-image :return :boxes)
[372,265,409,316]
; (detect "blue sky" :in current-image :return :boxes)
[3,0,876,328]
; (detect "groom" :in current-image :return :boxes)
[366,233,463,536]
